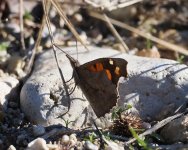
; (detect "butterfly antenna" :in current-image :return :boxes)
[53,44,72,58]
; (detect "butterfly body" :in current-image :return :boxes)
[66,55,128,117]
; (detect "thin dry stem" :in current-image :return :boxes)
[84,0,143,11]
[107,0,143,11]
[19,0,26,50]
[103,13,129,52]
[89,11,188,56]
[25,13,46,74]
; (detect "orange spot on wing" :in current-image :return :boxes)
[95,63,103,71]
[115,67,120,76]
[88,63,104,72]
[88,65,96,72]
[105,69,112,80]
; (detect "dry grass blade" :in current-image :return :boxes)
[89,11,188,56]
[84,0,143,11]
[25,14,46,74]
[84,0,101,9]
[107,0,143,11]
[102,13,129,52]
[51,0,89,51]
[19,0,26,51]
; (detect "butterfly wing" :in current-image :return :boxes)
[73,58,128,117]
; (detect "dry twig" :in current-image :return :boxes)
[51,0,89,51]
[102,13,129,52]
[19,0,26,51]
[107,0,143,11]
[25,13,46,74]
[89,11,188,56]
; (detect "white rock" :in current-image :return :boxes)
[105,140,124,150]
[69,134,77,146]
[7,145,16,150]
[61,135,70,144]
[0,76,19,110]
[84,141,98,150]
[20,46,188,128]
[160,114,188,143]
[26,138,48,150]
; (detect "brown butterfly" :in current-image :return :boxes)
[66,54,128,117]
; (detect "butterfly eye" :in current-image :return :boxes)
[109,59,114,65]
[115,67,120,76]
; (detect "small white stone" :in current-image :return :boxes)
[69,134,77,142]
[7,145,16,150]
[69,139,76,147]
[105,140,124,150]
[69,134,77,146]
[84,141,98,150]
[61,135,70,144]
[26,138,48,150]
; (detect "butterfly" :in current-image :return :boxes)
[66,54,128,117]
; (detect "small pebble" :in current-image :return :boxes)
[32,125,45,137]
[26,138,48,150]
[69,134,77,144]
[84,141,98,150]
[7,145,16,150]
[61,135,70,145]
[69,134,77,146]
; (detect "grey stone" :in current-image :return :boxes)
[20,46,188,128]
[160,114,188,143]
[32,125,45,137]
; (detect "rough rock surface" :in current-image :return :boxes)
[117,57,188,121]
[160,114,188,143]
[20,46,188,127]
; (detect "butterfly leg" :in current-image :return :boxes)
[68,83,77,96]
[65,73,74,83]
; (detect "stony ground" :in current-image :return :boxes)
[0,0,188,149]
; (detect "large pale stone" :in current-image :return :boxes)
[20,46,188,128]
